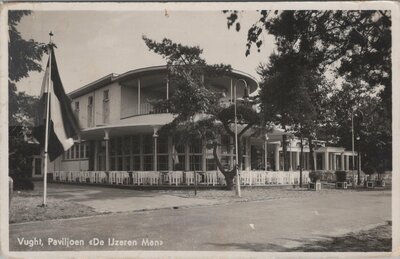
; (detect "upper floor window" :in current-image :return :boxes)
[87,96,94,127]
[103,90,110,124]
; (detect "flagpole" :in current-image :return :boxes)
[42,32,53,206]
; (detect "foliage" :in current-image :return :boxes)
[335,170,347,182]
[309,171,322,183]
[225,10,392,171]
[143,36,262,189]
[9,11,45,174]
[363,166,376,175]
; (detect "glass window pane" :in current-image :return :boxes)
[144,155,153,171]
[143,135,153,154]
[132,136,140,154]
[132,156,140,171]
[158,136,168,154]
[158,155,168,171]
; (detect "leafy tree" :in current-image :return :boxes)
[258,52,330,186]
[9,11,46,175]
[143,36,261,190]
[225,10,392,171]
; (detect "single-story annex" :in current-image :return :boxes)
[32,66,361,186]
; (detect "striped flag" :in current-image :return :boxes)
[33,46,80,161]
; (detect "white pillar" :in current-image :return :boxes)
[94,140,99,171]
[324,151,329,171]
[202,138,206,172]
[341,153,345,170]
[332,154,336,171]
[246,137,251,171]
[104,130,110,172]
[153,128,158,172]
[274,144,280,171]
[168,136,173,171]
[137,79,141,114]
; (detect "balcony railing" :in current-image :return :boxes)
[139,103,167,115]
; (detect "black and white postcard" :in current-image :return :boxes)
[1,2,399,258]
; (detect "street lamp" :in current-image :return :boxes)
[351,109,363,185]
[356,136,361,185]
[264,134,269,171]
[233,79,249,197]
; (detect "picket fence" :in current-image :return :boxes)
[50,170,310,187]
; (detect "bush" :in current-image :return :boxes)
[363,166,376,175]
[309,171,322,183]
[335,171,347,182]
[12,177,34,190]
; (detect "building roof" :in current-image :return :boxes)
[68,65,259,99]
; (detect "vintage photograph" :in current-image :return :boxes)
[3,3,396,256]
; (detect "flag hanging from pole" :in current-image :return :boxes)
[33,46,80,161]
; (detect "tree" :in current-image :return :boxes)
[9,11,46,174]
[143,36,261,190]
[225,10,392,171]
[258,52,329,186]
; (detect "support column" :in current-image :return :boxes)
[104,130,110,172]
[274,144,280,171]
[341,153,345,170]
[185,141,190,171]
[296,151,300,170]
[139,135,144,171]
[168,136,173,171]
[245,137,251,171]
[332,154,336,171]
[289,151,292,171]
[324,151,329,170]
[264,140,268,171]
[94,140,99,171]
[202,138,206,172]
[153,128,158,172]
[313,152,317,171]
[137,79,141,114]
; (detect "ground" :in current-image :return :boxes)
[9,182,391,252]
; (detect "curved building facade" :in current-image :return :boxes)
[34,66,360,185]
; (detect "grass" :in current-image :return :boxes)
[10,190,102,224]
[292,221,392,252]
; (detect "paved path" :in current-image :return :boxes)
[10,189,391,251]
[34,182,219,212]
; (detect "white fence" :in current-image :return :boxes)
[50,170,310,187]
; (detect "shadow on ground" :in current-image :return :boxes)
[207,222,392,252]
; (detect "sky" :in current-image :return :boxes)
[16,10,276,96]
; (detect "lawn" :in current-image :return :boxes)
[9,190,103,224]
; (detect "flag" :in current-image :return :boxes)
[33,47,80,161]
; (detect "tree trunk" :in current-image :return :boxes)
[282,134,288,171]
[308,136,315,171]
[212,141,235,190]
[300,135,304,188]
[225,173,235,190]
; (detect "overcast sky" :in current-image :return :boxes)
[16,10,275,96]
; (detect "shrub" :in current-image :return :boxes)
[363,166,376,175]
[13,177,34,190]
[335,171,347,182]
[309,171,322,183]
